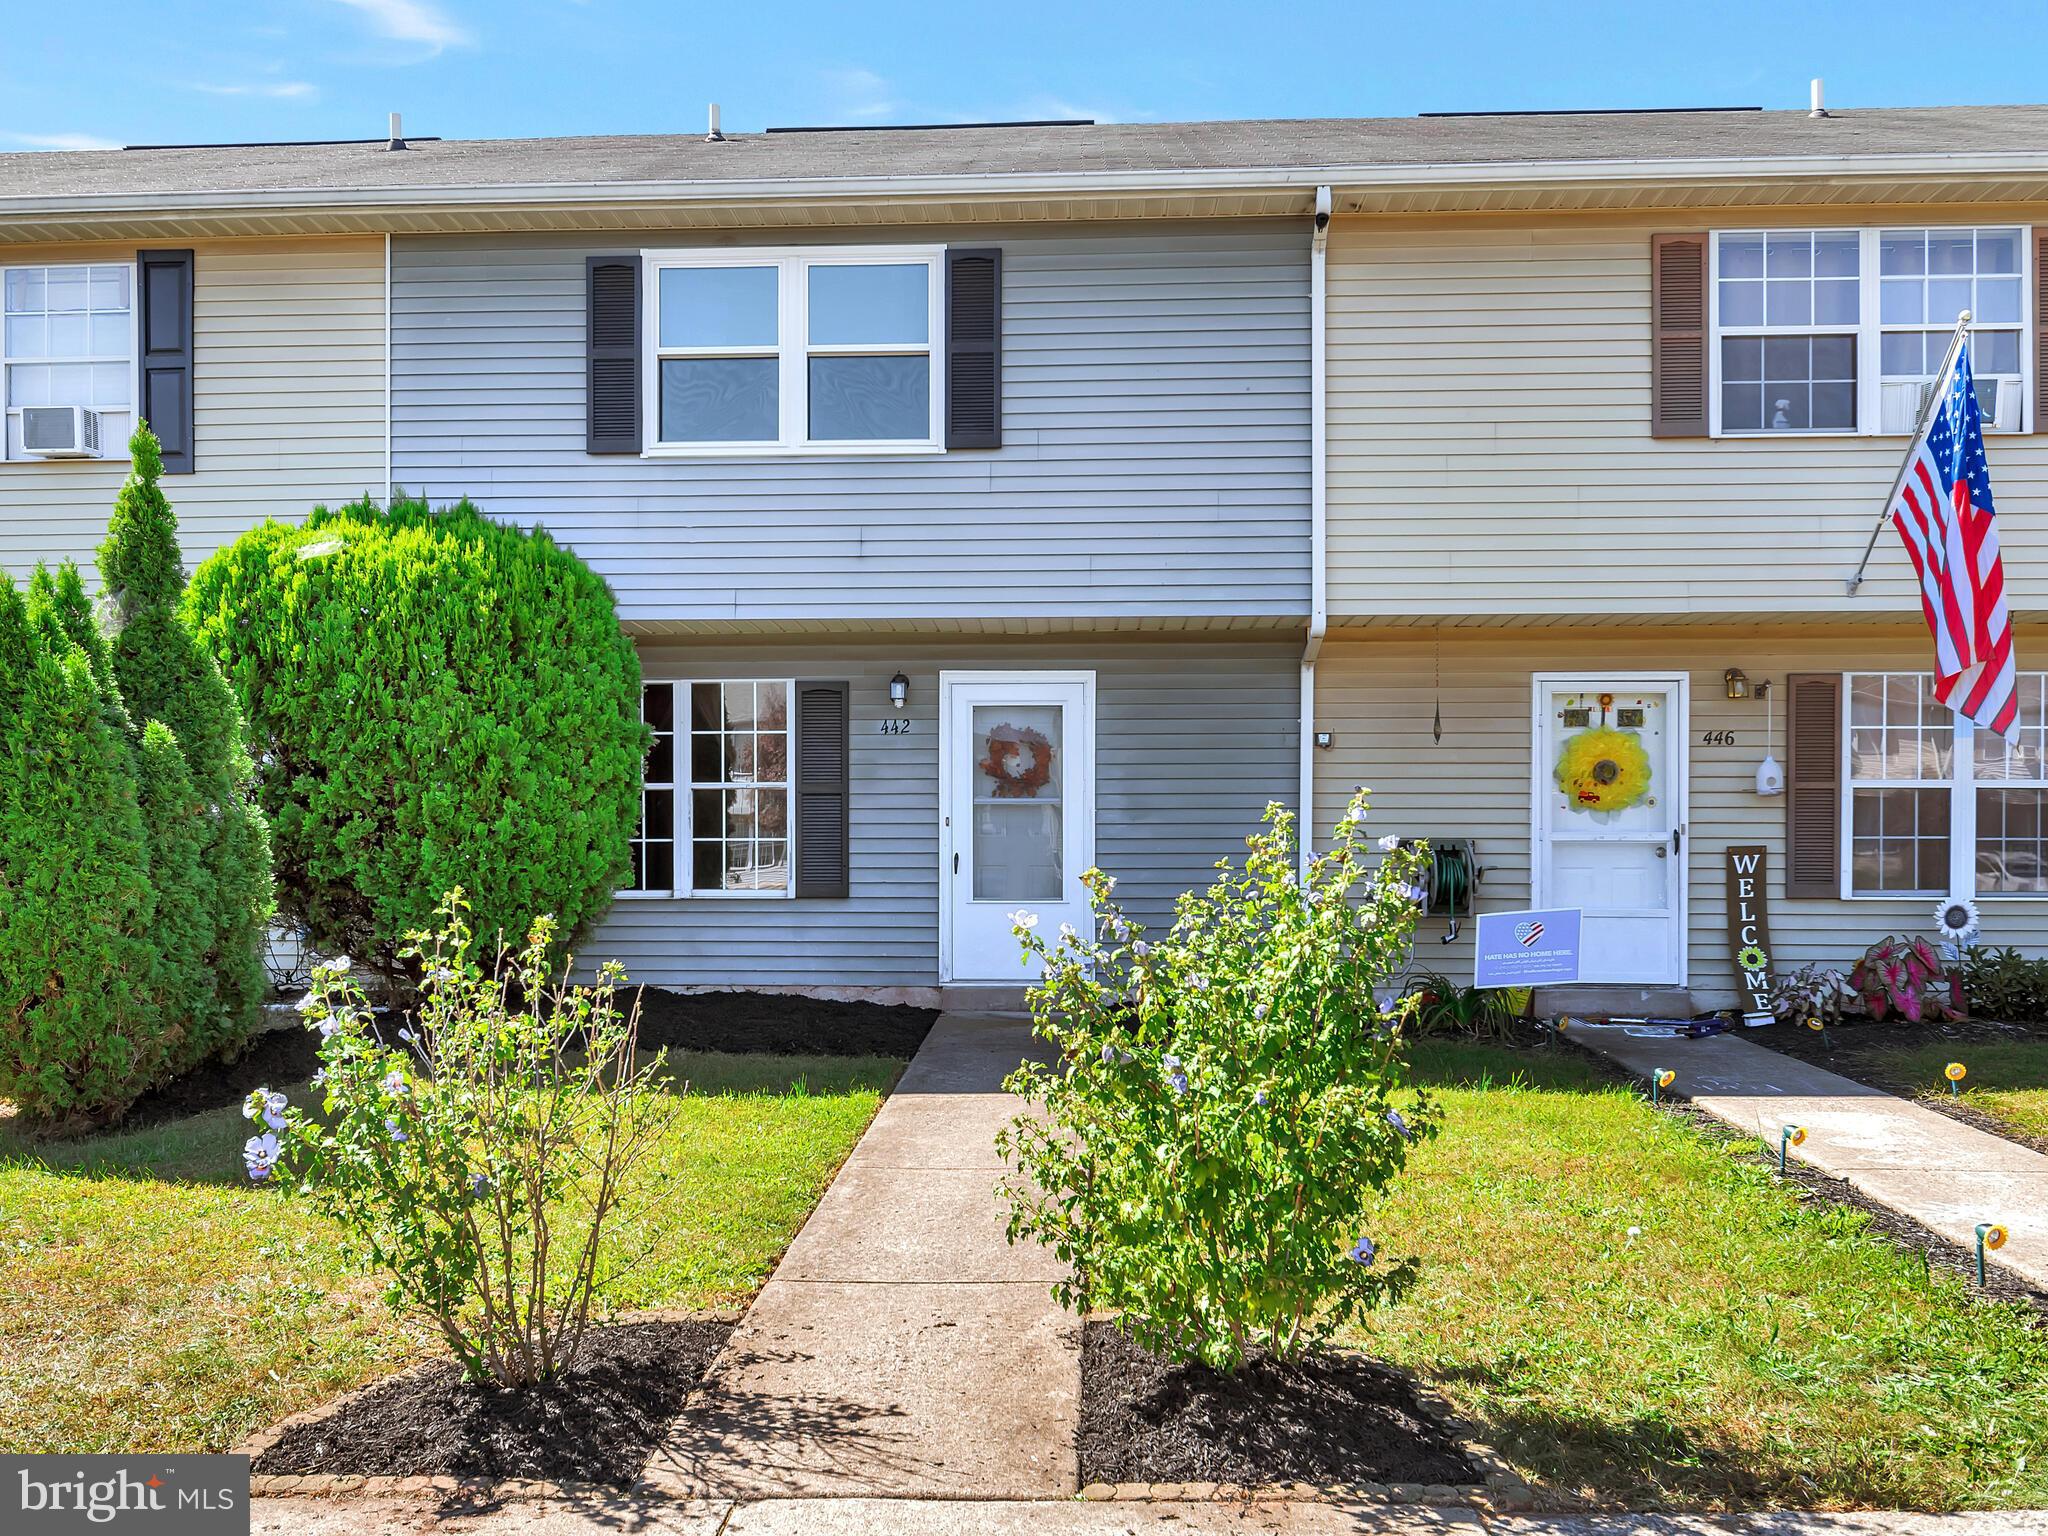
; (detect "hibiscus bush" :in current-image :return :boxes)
[247,889,677,1386]
[996,791,1438,1372]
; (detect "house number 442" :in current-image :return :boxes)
[878,719,912,735]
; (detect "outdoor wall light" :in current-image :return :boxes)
[889,672,909,711]
[1725,668,1751,700]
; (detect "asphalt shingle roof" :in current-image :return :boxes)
[6,106,2048,202]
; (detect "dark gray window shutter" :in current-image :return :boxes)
[2033,228,2048,431]
[137,249,195,474]
[945,247,1001,449]
[794,680,851,898]
[1785,673,1842,898]
[587,256,640,454]
[1651,233,1709,439]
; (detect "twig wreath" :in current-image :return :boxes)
[979,724,1056,798]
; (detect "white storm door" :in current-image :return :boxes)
[940,672,1095,982]
[1533,675,1689,986]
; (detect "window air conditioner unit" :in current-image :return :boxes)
[20,405,102,458]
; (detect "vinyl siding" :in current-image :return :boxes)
[1312,624,2048,1005]
[0,237,386,580]
[588,637,1299,988]
[390,225,1310,625]
[1326,210,2048,620]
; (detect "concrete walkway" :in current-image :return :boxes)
[640,1013,1077,1500]
[1570,1023,2048,1288]
[251,1496,2048,1535]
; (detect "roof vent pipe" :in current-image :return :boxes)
[707,103,725,142]
[1809,79,1828,118]
[386,112,407,151]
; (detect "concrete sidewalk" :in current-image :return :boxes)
[1570,1023,2048,1288]
[251,1496,2048,1535]
[640,1013,1077,1500]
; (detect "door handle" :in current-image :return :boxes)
[1672,827,1683,855]
[953,852,959,874]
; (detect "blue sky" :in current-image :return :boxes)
[5,0,2048,151]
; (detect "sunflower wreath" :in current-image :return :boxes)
[979,724,1056,799]
[1554,726,1652,815]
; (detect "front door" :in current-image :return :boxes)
[941,672,1095,982]
[1533,674,1689,986]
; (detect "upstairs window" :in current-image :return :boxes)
[1710,227,2029,437]
[2,263,134,461]
[645,247,941,453]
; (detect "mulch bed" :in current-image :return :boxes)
[1755,1013,2047,1156]
[629,987,936,1058]
[1077,1319,1479,1489]
[113,1027,324,1132]
[253,1319,731,1489]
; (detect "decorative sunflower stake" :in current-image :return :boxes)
[1946,1060,1968,1099]
[1779,1123,1807,1173]
[1933,898,1981,1018]
[1976,1221,2009,1287]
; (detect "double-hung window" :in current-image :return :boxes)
[1846,672,2048,898]
[2,263,135,460]
[625,679,793,897]
[645,246,942,453]
[1710,227,2029,436]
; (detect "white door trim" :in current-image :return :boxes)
[937,669,1098,983]
[1529,671,1692,987]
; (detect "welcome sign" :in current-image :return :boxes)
[1724,844,1777,1026]
[1474,907,1583,988]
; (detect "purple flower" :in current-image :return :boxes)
[1163,1056,1188,1096]
[397,1028,414,1044]
[1386,1108,1412,1140]
[381,1070,408,1097]
[1253,1089,1268,1107]
[1347,1236,1377,1266]
[385,1117,407,1142]
[243,1087,288,1131]
[243,1132,281,1182]
[470,1171,492,1199]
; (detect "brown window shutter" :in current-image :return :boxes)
[586,256,640,453]
[793,680,851,898]
[1651,234,1710,438]
[2033,228,2048,432]
[1785,673,1842,898]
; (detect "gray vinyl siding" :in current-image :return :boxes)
[588,638,1299,988]
[390,225,1310,625]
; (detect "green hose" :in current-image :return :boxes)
[1427,844,1474,942]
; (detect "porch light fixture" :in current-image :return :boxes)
[889,672,909,711]
[1724,668,1750,700]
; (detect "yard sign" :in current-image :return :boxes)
[1474,908,1582,989]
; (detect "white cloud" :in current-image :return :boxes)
[0,131,120,151]
[819,66,901,123]
[193,80,321,100]
[327,0,474,55]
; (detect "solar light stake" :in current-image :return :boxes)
[1780,1123,1807,1173]
[1947,1061,1968,1099]
[1651,1067,1675,1106]
[1976,1222,2008,1287]
[1807,1016,1830,1052]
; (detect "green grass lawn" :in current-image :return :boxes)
[1872,1041,2048,1147]
[1358,1042,2048,1512]
[0,1050,896,1455]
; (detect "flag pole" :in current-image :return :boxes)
[1847,309,1972,595]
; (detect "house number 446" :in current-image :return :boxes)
[1701,730,1737,746]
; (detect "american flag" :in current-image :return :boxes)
[1888,340,2019,741]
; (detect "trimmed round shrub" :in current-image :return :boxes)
[100,428,272,1037]
[185,495,646,980]
[0,575,161,1132]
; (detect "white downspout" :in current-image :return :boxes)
[1300,185,1331,880]
[383,230,394,504]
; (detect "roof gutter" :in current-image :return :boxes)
[9,146,2048,224]
[1300,185,1330,879]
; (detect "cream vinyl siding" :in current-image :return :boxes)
[1312,625,2048,1005]
[0,237,386,581]
[1325,210,2048,621]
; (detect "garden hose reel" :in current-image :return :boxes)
[1396,838,1483,943]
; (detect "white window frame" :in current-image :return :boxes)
[619,676,797,901]
[1709,226,2033,439]
[640,245,945,458]
[1,259,139,465]
[1841,671,2048,901]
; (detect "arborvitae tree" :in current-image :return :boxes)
[99,426,272,1040]
[0,574,162,1132]
[133,721,213,1074]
